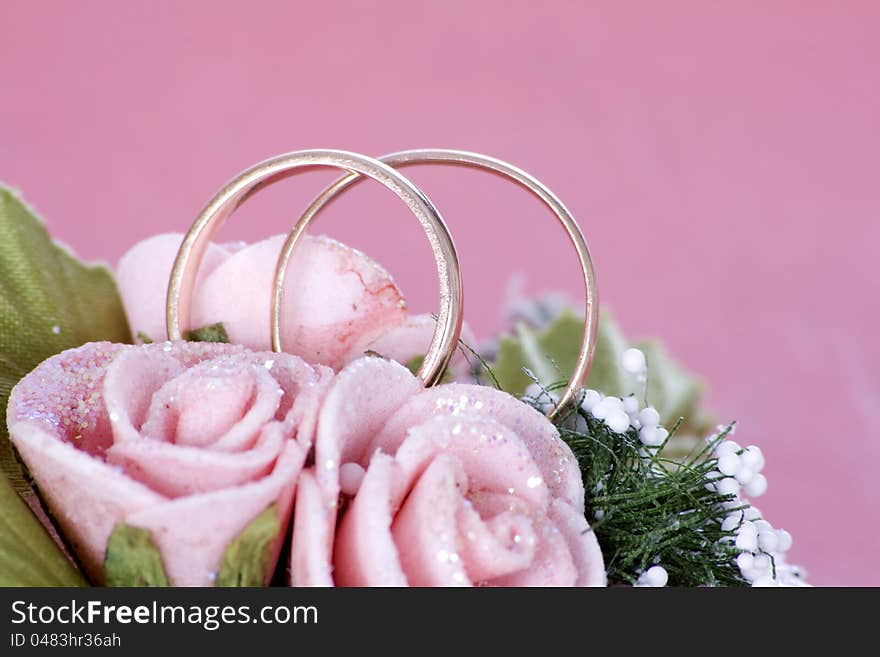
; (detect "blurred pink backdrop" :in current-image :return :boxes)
[1,1,877,585]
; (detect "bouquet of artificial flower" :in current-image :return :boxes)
[0,149,807,587]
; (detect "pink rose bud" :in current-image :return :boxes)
[116,233,474,375]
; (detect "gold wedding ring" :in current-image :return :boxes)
[166,149,463,387]
[273,149,598,418]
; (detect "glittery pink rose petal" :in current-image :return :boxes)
[391,454,472,586]
[332,452,409,587]
[8,341,330,586]
[125,438,305,586]
[289,471,335,587]
[190,234,407,368]
[105,423,284,498]
[548,499,607,587]
[137,358,282,451]
[313,357,422,505]
[394,416,550,510]
[370,383,585,512]
[8,420,165,583]
[455,501,537,582]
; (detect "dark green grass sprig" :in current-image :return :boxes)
[535,390,749,586]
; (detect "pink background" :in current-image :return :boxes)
[1,1,877,585]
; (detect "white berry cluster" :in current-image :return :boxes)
[523,381,669,449]
[706,440,768,499]
[581,389,669,447]
[709,434,808,587]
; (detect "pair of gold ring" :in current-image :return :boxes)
[164,149,597,419]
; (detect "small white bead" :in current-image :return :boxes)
[744,473,768,498]
[717,453,741,477]
[758,531,779,552]
[754,520,773,534]
[640,426,666,447]
[638,407,660,428]
[716,477,741,497]
[735,531,758,552]
[753,553,773,574]
[705,471,722,491]
[640,565,668,587]
[716,440,741,457]
[621,348,647,374]
[602,396,625,411]
[735,466,756,486]
[606,410,631,434]
[743,506,762,521]
[736,552,754,573]
[721,515,741,532]
[581,389,602,411]
[738,521,758,538]
[752,575,777,587]
[741,446,765,472]
[776,529,793,552]
[591,401,610,419]
[622,395,639,415]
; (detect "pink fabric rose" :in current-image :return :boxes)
[7,341,333,586]
[290,357,606,587]
[117,233,474,375]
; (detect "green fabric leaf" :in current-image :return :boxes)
[184,322,229,343]
[0,184,131,491]
[215,504,280,587]
[104,523,170,587]
[0,474,86,586]
[490,309,714,445]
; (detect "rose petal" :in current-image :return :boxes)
[125,438,305,586]
[489,513,578,587]
[344,314,478,381]
[391,454,472,587]
[117,233,232,343]
[332,452,408,586]
[371,384,585,511]
[456,503,537,583]
[289,470,334,587]
[548,499,607,587]
[313,356,422,505]
[139,358,282,451]
[106,423,285,498]
[8,420,166,584]
[103,348,185,443]
[262,357,334,448]
[7,342,124,456]
[394,416,550,511]
[192,234,407,369]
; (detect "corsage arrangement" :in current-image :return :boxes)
[0,149,806,587]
